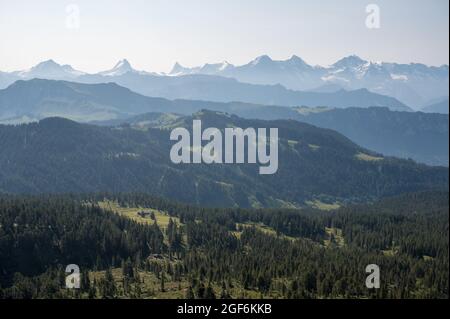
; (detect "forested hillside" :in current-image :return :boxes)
[0,191,447,299]
[1,79,447,166]
[0,112,447,207]
[104,107,450,167]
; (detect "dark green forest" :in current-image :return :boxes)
[0,191,447,299]
[0,113,447,208]
[2,79,448,166]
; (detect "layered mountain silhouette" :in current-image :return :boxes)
[169,55,449,109]
[79,73,409,111]
[0,111,447,207]
[0,71,410,120]
[0,79,447,165]
[4,56,448,111]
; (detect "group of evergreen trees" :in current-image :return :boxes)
[0,191,448,299]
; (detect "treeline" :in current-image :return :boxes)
[0,191,448,299]
[0,196,165,287]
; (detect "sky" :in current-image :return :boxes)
[0,0,448,73]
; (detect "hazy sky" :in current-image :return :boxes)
[0,0,448,73]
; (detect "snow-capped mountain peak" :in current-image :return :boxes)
[33,59,60,69]
[332,55,367,68]
[250,55,273,65]
[99,59,135,76]
[15,59,85,79]
[286,55,312,69]
[218,61,232,71]
[168,61,233,76]
[169,62,200,76]
[114,59,132,69]
[1,55,447,110]
[199,61,233,74]
[170,62,184,73]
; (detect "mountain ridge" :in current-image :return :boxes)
[0,77,411,116]
[0,111,447,207]
[1,55,447,109]
[168,55,449,108]
[0,79,446,166]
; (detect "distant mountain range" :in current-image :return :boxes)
[0,79,447,166]
[3,57,443,112]
[0,111,447,207]
[169,55,449,110]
